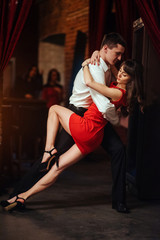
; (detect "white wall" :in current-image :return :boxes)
[38,42,65,86]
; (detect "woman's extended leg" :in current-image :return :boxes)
[3,105,77,206]
[7,105,76,198]
[41,104,74,163]
[12,144,83,202]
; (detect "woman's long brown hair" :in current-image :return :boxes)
[120,59,144,115]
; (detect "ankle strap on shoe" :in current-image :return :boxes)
[44,147,55,157]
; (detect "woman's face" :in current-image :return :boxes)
[50,71,58,85]
[29,67,37,77]
[117,66,131,84]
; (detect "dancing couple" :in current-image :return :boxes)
[1,32,144,213]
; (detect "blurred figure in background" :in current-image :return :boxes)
[12,65,44,160]
[18,65,43,99]
[42,68,63,108]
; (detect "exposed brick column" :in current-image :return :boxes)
[64,3,89,103]
[38,0,89,105]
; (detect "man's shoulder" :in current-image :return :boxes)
[89,63,106,78]
[73,68,85,86]
[89,58,108,73]
[89,62,104,72]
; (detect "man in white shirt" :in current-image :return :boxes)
[69,57,119,125]
[62,33,128,213]
[9,33,128,213]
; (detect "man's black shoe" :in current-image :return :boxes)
[112,202,129,213]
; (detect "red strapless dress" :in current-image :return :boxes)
[69,82,126,155]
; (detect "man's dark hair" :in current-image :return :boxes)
[100,32,126,49]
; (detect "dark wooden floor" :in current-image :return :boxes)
[0,148,160,240]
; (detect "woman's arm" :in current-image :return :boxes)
[83,65,122,101]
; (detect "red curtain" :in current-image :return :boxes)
[0,0,33,71]
[115,0,138,59]
[89,0,138,59]
[135,0,160,58]
[89,0,160,59]
[89,0,112,55]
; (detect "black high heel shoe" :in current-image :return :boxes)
[39,147,59,172]
[0,200,9,208]
[1,196,25,212]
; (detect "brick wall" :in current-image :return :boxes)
[38,0,89,102]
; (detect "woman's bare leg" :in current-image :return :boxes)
[7,105,78,203]
[41,104,74,163]
[17,144,83,200]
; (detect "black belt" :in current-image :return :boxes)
[69,104,87,111]
[69,104,87,116]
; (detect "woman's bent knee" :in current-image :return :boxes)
[49,105,58,114]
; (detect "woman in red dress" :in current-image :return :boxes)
[42,68,63,108]
[2,59,144,211]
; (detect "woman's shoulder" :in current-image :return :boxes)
[43,83,63,89]
[110,82,126,93]
[55,83,63,89]
[43,84,50,88]
[110,81,117,87]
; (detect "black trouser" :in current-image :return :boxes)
[10,104,126,204]
[101,122,126,204]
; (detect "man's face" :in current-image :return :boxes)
[104,44,125,65]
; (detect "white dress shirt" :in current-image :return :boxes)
[69,58,119,125]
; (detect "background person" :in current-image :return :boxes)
[42,68,63,109]
[21,65,43,99]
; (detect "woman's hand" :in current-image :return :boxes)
[82,50,100,68]
[90,50,100,65]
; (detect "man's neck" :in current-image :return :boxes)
[99,50,109,66]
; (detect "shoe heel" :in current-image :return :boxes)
[4,202,17,211]
[46,155,56,170]
[39,154,58,172]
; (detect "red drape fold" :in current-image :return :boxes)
[89,0,137,59]
[0,0,33,71]
[115,0,138,59]
[89,0,160,60]
[135,0,160,58]
[89,0,111,55]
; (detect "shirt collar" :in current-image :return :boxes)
[100,57,110,72]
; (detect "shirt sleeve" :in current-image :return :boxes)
[86,64,119,125]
